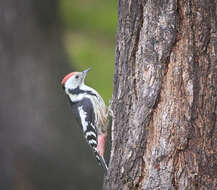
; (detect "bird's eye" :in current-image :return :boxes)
[75,75,79,79]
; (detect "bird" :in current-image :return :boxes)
[61,68,108,172]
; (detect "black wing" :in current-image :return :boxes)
[69,98,98,149]
[68,97,108,172]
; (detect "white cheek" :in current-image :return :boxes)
[65,78,77,89]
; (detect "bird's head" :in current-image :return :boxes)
[61,68,90,91]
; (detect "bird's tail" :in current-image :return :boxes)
[95,152,108,173]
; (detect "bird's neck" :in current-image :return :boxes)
[67,84,97,102]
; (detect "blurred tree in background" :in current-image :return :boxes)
[0,0,116,190]
[59,0,116,104]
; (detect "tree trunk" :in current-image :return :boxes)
[104,0,217,189]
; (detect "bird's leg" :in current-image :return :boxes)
[108,99,114,119]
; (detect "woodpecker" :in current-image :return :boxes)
[61,68,108,172]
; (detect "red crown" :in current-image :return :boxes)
[61,72,75,85]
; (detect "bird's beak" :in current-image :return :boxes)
[82,68,90,79]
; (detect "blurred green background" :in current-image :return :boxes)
[59,0,117,103]
[0,0,116,190]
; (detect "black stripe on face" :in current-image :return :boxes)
[68,87,97,97]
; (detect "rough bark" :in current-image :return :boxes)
[104,0,217,189]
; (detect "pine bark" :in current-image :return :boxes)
[104,0,217,189]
